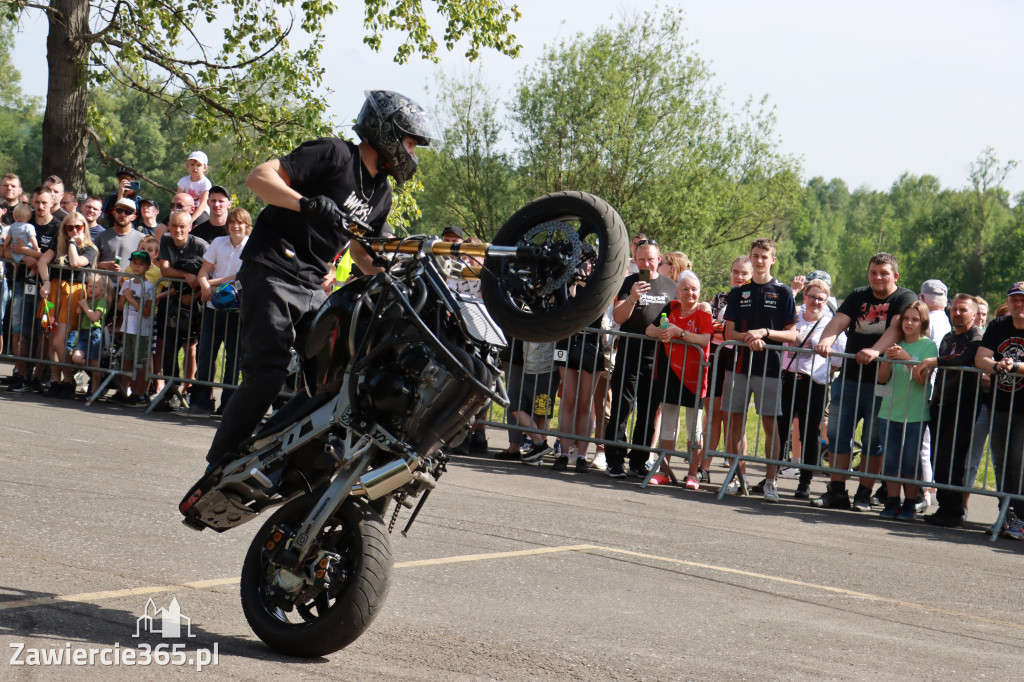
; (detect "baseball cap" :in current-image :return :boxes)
[1007,282,1024,297]
[187,151,209,166]
[921,279,948,297]
[113,197,137,213]
[208,184,229,199]
[806,269,832,288]
[442,225,464,239]
[129,250,151,265]
[138,197,159,212]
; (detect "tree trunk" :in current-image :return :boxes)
[42,0,90,193]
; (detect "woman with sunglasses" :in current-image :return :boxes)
[37,213,98,399]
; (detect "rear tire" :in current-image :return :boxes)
[240,495,393,657]
[481,191,628,342]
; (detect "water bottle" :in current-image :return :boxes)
[660,313,669,330]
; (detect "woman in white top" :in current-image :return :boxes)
[190,208,250,415]
[778,278,844,499]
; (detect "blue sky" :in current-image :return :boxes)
[11,0,1024,196]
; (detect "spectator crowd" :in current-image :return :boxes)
[2,162,1022,545]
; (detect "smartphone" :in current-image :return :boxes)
[638,269,650,282]
[128,181,141,190]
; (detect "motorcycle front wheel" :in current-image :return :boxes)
[481,191,628,342]
[239,495,393,657]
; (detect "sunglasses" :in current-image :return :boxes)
[169,202,188,209]
[113,207,135,215]
[636,239,658,248]
[65,224,84,230]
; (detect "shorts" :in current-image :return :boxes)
[10,280,39,335]
[722,371,782,416]
[510,370,559,417]
[122,333,151,368]
[39,279,85,329]
[553,334,607,374]
[826,377,883,457]
[71,327,105,361]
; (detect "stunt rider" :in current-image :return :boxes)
[205,90,442,465]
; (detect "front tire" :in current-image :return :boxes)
[481,191,628,342]
[240,495,393,657]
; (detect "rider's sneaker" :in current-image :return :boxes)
[552,454,569,471]
[575,456,589,473]
[520,441,552,466]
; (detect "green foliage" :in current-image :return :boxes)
[413,71,526,238]
[0,22,42,180]
[510,8,803,292]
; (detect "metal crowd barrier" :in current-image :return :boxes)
[480,329,1023,542]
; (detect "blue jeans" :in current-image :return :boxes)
[880,418,926,480]
[826,378,883,458]
[192,307,242,410]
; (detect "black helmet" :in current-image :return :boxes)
[116,165,136,179]
[353,90,442,186]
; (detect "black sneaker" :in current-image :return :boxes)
[469,430,488,454]
[520,441,553,465]
[794,484,811,500]
[924,511,963,528]
[851,485,873,512]
[8,376,28,393]
[750,478,767,494]
[575,456,589,473]
[625,466,647,478]
[552,454,569,471]
[494,448,520,461]
[57,382,76,400]
[696,467,711,484]
[43,381,62,398]
[811,482,851,509]
[607,465,626,478]
[127,394,149,407]
[29,378,45,394]
[870,484,888,507]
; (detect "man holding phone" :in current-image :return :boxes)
[101,166,142,224]
[604,239,676,478]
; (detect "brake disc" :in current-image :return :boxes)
[519,220,583,297]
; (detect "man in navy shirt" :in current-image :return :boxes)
[723,238,797,502]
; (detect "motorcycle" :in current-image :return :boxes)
[179,191,628,657]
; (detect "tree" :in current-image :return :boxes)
[510,7,801,288]
[1,0,522,192]
[0,22,42,178]
[413,71,525,238]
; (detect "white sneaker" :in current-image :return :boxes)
[763,480,780,503]
[724,479,740,494]
[779,466,800,479]
[591,451,607,471]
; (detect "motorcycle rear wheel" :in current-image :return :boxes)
[481,191,628,342]
[240,495,393,657]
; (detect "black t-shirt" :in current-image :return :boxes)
[44,244,99,282]
[933,326,983,408]
[1,201,19,226]
[724,277,797,377]
[836,285,916,383]
[980,316,1024,415]
[159,234,209,277]
[616,273,676,336]
[242,138,392,287]
[190,219,228,245]
[15,215,62,282]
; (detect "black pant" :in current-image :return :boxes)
[206,263,326,463]
[930,398,980,517]
[778,372,828,485]
[603,337,658,471]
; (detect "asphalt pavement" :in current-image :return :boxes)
[1,392,1021,680]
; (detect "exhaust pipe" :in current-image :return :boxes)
[358,458,415,500]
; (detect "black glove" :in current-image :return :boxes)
[299,195,343,229]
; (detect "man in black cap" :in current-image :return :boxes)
[190,185,232,244]
[441,225,464,243]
